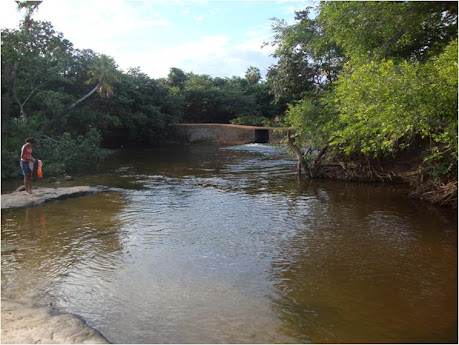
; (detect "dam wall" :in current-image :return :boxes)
[173,123,286,145]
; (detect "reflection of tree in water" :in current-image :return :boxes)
[268,181,458,343]
[1,191,127,306]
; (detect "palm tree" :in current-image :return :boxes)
[245,66,262,85]
[42,54,118,132]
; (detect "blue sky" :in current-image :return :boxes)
[1,0,314,79]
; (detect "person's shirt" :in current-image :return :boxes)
[21,143,33,162]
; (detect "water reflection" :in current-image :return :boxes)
[1,144,457,343]
[270,181,457,343]
[1,192,127,306]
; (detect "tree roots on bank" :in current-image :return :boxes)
[292,151,457,208]
[409,179,458,208]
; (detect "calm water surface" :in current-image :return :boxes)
[1,144,457,343]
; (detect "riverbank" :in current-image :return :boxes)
[288,139,458,209]
[1,300,108,344]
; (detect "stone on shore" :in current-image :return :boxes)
[1,301,108,344]
[1,186,98,210]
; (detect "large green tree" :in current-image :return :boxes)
[267,7,344,102]
[2,1,42,134]
[42,54,119,132]
[318,1,458,60]
[274,1,457,200]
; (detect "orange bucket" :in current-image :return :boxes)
[37,160,43,179]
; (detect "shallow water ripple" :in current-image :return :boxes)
[2,144,457,343]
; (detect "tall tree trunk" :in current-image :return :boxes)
[13,84,27,123]
[2,60,19,135]
[310,144,328,177]
[42,82,101,132]
[287,130,309,177]
[14,81,46,124]
[3,2,40,135]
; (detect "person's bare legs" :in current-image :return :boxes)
[24,174,33,194]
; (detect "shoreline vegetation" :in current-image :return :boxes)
[2,2,456,209]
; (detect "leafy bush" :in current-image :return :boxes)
[332,40,457,178]
[1,128,108,179]
[34,128,108,176]
[284,39,457,181]
[1,150,22,179]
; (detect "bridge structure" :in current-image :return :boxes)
[173,123,287,145]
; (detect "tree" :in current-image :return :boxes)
[318,1,458,61]
[4,21,74,124]
[96,67,182,146]
[245,66,261,85]
[273,0,457,200]
[167,67,187,90]
[266,8,344,102]
[42,54,119,132]
[2,0,42,134]
[180,73,260,123]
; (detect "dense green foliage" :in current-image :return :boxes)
[166,70,283,124]
[230,115,269,127]
[274,1,458,186]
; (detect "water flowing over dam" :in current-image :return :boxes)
[173,123,286,145]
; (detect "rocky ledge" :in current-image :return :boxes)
[1,186,99,210]
[2,301,108,344]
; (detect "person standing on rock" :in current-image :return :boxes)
[20,137,37,194]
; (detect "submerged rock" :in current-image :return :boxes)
[1,186,98,210]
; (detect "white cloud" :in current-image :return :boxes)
[234,25,276,56]
[127,33,275,79]
[141,19,172,27]
[29,0,143,48]
[0,1,22,29]
[1,0,283,80]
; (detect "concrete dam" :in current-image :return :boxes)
[174,123,286,145]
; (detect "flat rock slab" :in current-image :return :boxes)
[2,301,108,344]
[1,186,98,210]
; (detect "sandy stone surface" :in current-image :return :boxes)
[1,301,108,344]
[1,186,98,210]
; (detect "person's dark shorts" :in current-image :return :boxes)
[20,161,32,176]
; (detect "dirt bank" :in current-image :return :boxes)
[312,156,457,208]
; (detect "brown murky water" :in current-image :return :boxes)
[1,144,457,343]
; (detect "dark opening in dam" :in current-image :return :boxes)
[254,129,269,143]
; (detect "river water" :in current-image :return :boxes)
[1,144,457,343]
